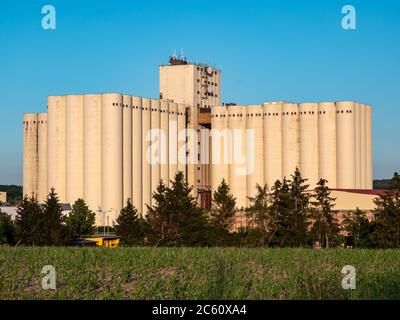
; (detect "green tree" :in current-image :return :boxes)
[15,195,44,245]
[343,208,373,248]
[274,169,310,247]
[309,179,340,248]
[115,198,144,245]
[42,188,67,246]
[210,179,236,231]
[371,172,400,248]
[147,172,211,246]
[245,184,272,247]
[65,198,96,238]
[0,209,15,245]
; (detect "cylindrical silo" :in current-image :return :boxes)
[318,102,336,188]
[360,104,367,189]
[160,101,169,186]
[366,104,373,189]
[47,96,66,202]
[211,106,229,196]
[123,94,132,205]
[281,103,300,179]
[355,102,362,189]
[336,101,356,189]
[141,98,152,214]
[263,102,282,187]
[65,95,83,205]
[132,96,142,213]
[23,113,38,199]
[177,103,187,178]
[150,99,161,205]
[299,103,318,189]
[101,93,123,223]
[228,106,247,209]
[245,105,263,201]
[37,113,48,202]
[168,102,178,184]
[83,94,101,216]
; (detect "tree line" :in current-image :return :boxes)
[1,170,400,248]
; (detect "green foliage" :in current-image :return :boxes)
[343,208,374,248]
[309,179,340,248]
[15,195,44,245]
[210,179,236,230]
[115,199,145,245]
[0,185,22,205]
[65,199,96,238]
[371,172,400,248]
[146,172,212,246]
[41,188,67,246]
[273,169,311,247]
[245,184,272,246]
[0,210,15,245]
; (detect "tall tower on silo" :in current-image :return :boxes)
[159,54,221,199]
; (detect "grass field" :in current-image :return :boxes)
[0,247,399,300]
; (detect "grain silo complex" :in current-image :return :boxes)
[23,54,373,224]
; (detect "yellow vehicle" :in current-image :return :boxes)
[84,235,120,248]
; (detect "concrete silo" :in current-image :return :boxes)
[23,113,38,198]
[360,104,367,189]
[336,101,356,189]
[123,94,132,205]
[355,103,362,189]
[281,103,300,179]
[65,95,83,205]
[366,104,373,189]
[211,106,229,195]
[228,106,247,209]
[299,103,318,189]
[168,102,178,184]
[150,99,161,204]
[177,103,186,178]
[83,94,101,216]
[160,101,169,186]
[37,113,48,202]
[101,93,123,222]
[131,96,142,213]
[47,96,66,202]
[263,102,282,188]
[317,102,336,188]
[141,98,152,214]
[245,105,263,200]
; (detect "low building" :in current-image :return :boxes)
[0,192,6,204]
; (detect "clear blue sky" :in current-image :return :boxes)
[0,0,399,185]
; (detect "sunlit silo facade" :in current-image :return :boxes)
[23,56,373,224]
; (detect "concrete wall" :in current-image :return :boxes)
[37,113,48,202]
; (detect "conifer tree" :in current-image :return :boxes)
[0,209,15,245]
[15,195,44,245]
[343,208,373,248]
[245,184,271,246]
[65,198,96,238]
[371,172,400,248]
[115,198,144,245]
[42,188,67,246]
[210,179,236,231]
[147,172,211,246]
[309,178,339,248]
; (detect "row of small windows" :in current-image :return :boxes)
[211,110,351,118]
[22,121,47,124]
[196,79,218,86]
[337,110,353,114]
[196,67,218,75]
[112,103,184,115]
